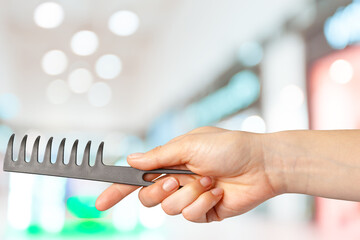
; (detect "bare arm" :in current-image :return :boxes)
[265,130,360,201]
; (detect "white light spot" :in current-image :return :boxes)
[241,115,266,133]
[34,2,64,29]
[8,173,34,230]
[41,50,68,75]
[38,177,66,233]
[88,82,112,107]
[329,59,353,84]
[68,68,93,93]
[46,79,70,104]
[280,84,305,109]
[112,193,138,231]
[108,11,140,36]
[70,31,99,56]
[139,205,165,229]
[95,54,122,80]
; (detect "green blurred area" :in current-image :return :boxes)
[66,196,106,219]
[6,220,147,240]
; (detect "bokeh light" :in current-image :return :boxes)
[95,54,122,80]
[237,41,263,67]
[139,205,165,229]
[38,177,66,233]
[87,82,112,107]
[70,30,99,56]
[34,2,64,29]
[108,10,140,36]
[8,173,34,230]
[0,93,21,120]
[280,84,305,109]
[329,59,353,84]
[324,1,360,49]
[241,115,266,133]
[112,193,138,232]
[46,79,70,104]
[68,68,93,93]
[41,50,68,76]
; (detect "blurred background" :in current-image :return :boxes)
[1,0,360,239]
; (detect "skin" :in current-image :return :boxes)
[95,127,360,223]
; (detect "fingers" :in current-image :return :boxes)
[160,176,214,215]
[182,188,224,223]
[96,175,224,223]
[95,184,139,211]
[95,172,197,211]
[127,142,189,170]
[138,177,180,207]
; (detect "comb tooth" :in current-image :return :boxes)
[5,134,15,161]
[94,142,104,167]
[81,141,91,167]
[43,137,53,164]
[68,140,79,166]
[56,139,66,165]
[30,136,41,163]
[18,135,28,162]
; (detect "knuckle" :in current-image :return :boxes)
[152,145,163,154]
[161,201,179,216]
[150,146,164,163]
[207,213,224,222]
[138,190,152,207]
[181,209,192,221]
[182,210,201,223]
[138,188,159,208]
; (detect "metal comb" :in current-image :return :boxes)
[3,134,194,186]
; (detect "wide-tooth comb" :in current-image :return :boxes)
[3,134,195,187]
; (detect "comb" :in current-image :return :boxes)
[3,134,194,187]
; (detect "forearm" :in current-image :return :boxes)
[263,130,360,201]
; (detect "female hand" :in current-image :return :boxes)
[96,127,283,223]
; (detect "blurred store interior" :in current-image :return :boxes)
[1,0,360,239]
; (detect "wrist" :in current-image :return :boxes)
[262,131,312,195]
[261,131,295,195]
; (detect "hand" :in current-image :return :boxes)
[96,127,282,223]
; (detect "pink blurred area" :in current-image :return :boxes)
[309,45,360,239]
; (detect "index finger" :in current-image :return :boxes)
[95,173,162,211]
[95,184,139,211]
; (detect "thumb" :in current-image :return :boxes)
[127,142,188,170]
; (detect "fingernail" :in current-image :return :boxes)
[163,178,178,192]
[211,188,224,196]
[128,153,145,160]
[200,177,212,188]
